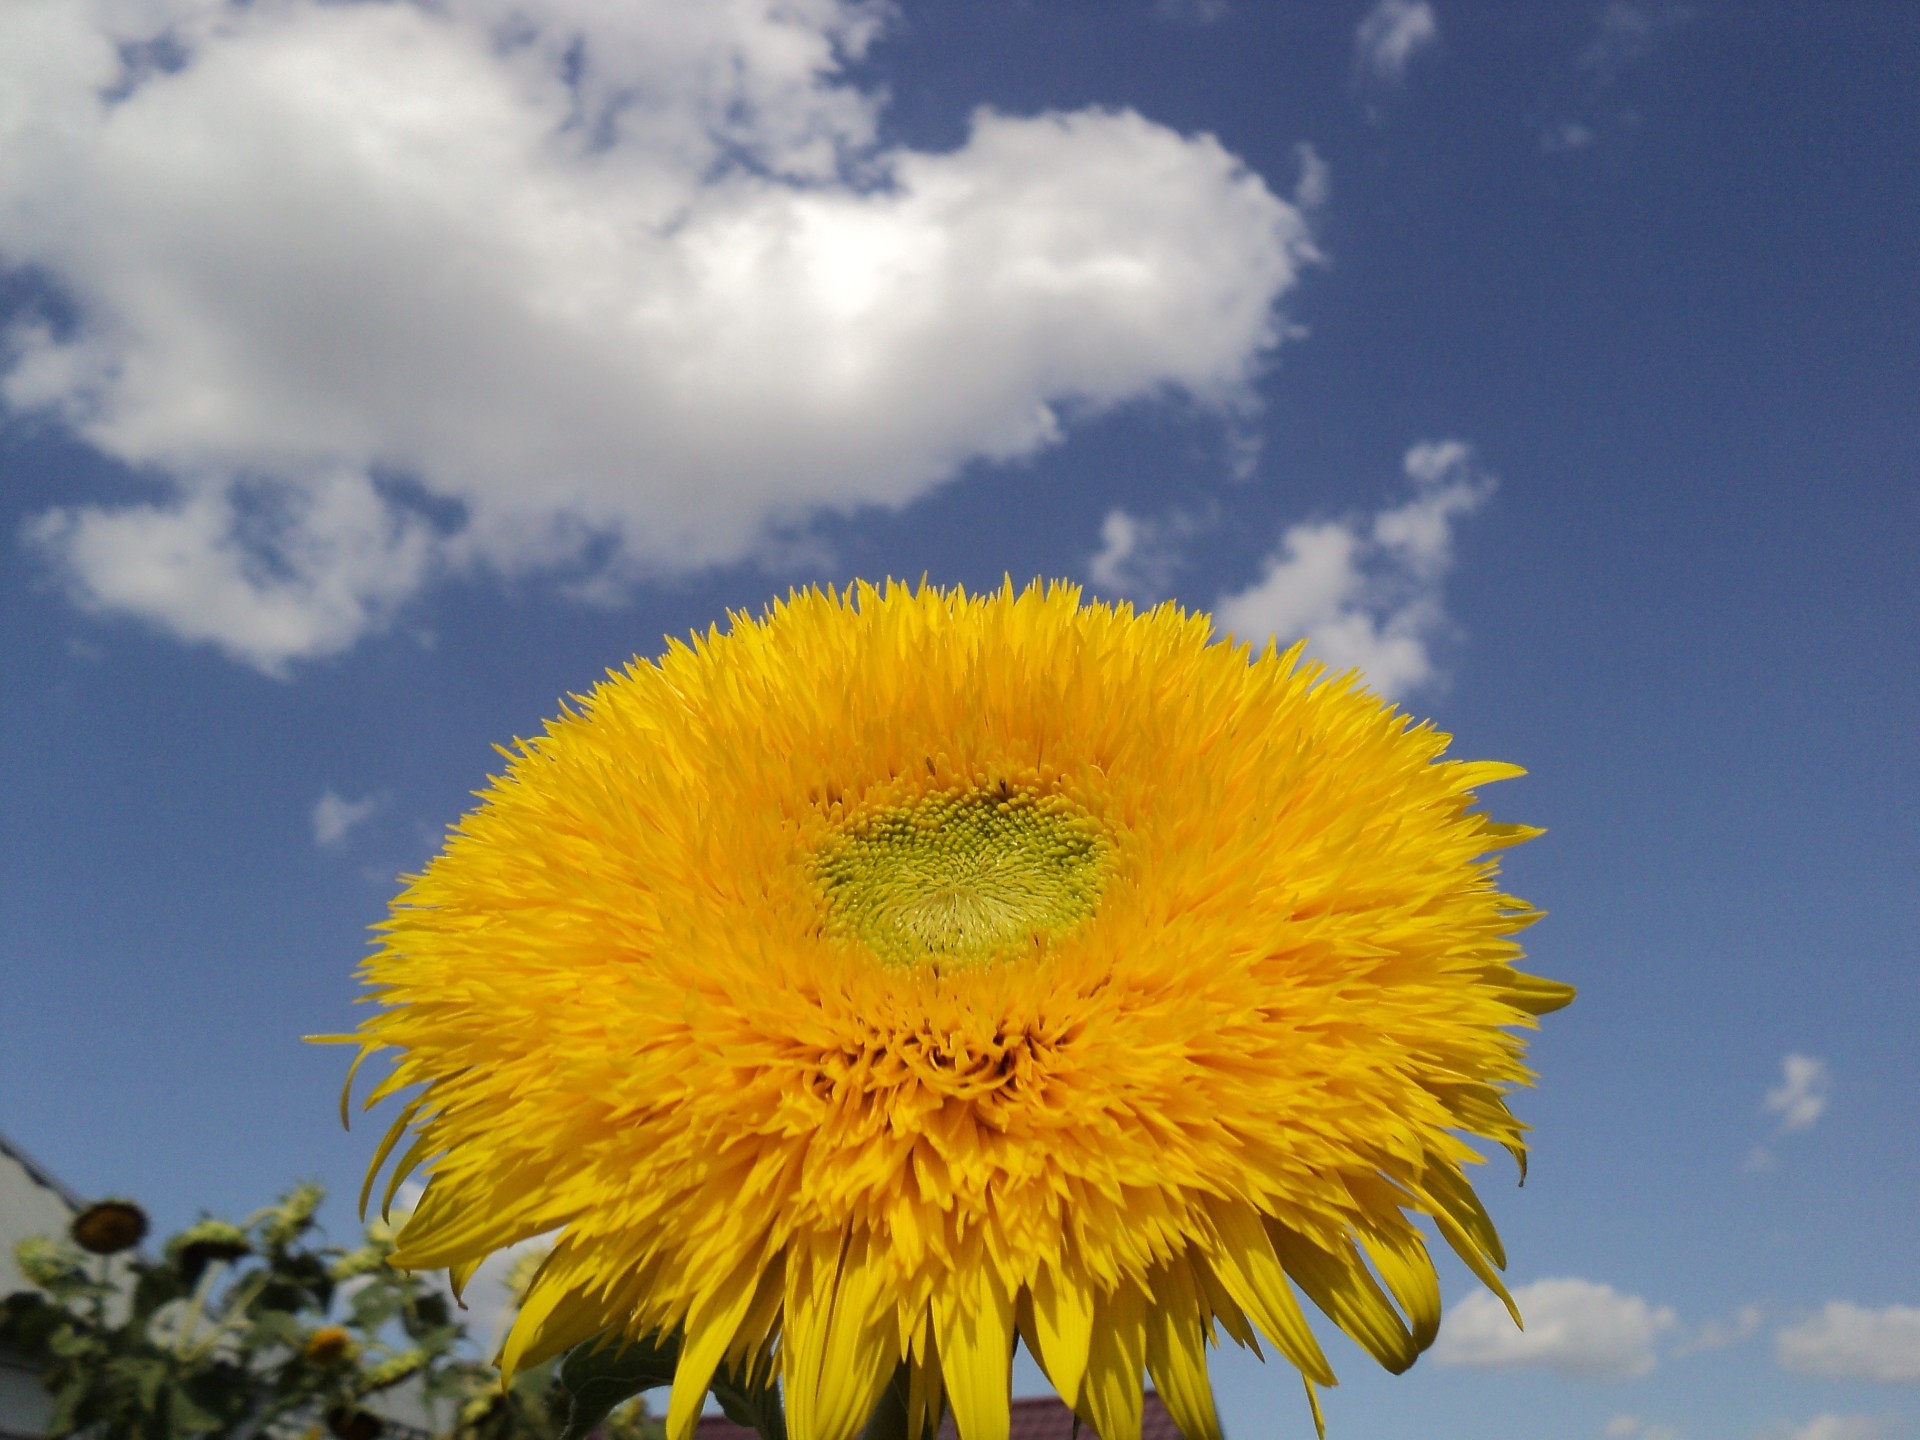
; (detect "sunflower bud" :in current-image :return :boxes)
[14,1236,86,1289]
[168,1219,252,1281]
[70,1199,148,1255]
[304,1325,357,1365]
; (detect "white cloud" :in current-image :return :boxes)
[29,470,437,676]
[1293,142,1332,211]
[1677,1303,1764,1356]
[1776,1303,1920,1383]
[1577,2,1689,82]
[1543,120,1599,153]
[1087,506,1213,602]
[1433,1277,1677,1378]
[1212,438,1491,699]
[1606,1418,1683,1440]
[1763,1054,1831,1133]
[1354,0,1439,84]
[1,0,1316,674]
[312,789,381,849]
[1762,1418,1890,1440]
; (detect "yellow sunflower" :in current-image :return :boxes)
[341,580,1570,1440]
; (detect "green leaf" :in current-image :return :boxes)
[130,1265,190,1326]
[559,1330,682,1440]
[0,1291,59,1357]
[164,1382,227,1439]
[123,1355,170,1413]
[710,1355,787,1440]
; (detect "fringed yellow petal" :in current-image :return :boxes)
[1027,1260,1097,1408]
[1429,1208,1522,1328]
[934,1260,1014,1440]
[1266,1227,1417,1375]
[668,1254,769,1440]
[1500,971,1578,1016]
[1142,1265,1221,1440]
[1417,1158,1508,1271]
[1302,1378,1326,1440]
[497,1272,615,1381]
[1082,1282,1145,1440]
[907,1352,945,1440]
[358,1099,423,1220]
[1353,1226,1442,1354]
[785,1231,900,1440]
[722,1257,787,1375]
[1187,1256,1261,1356]
[335,1043,376,1130]
[1201,1198,1335,1386]
[380,1132,437,1222]
[448,1255,483,1306]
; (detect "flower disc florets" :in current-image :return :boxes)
[344,581,1570,1440]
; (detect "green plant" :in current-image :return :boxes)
[0,1186,663,1440]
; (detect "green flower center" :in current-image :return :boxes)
[816,787,1109,970]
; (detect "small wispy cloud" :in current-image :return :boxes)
[1433,1277,1678,1378]
[1763,1053,1831,1133]
[1606,1417,1684,1440]
[1578,1,1690,83]
[1087,507,1213,604]
[1761,1417,1890,1440]
[1776,1303,1920,1384]
[1212,439,1492,700]
[1541,1,1692,154]
[312,789,381,849]
[1676,1303,1765,1357]
[1154,0,1230,22]
[1542,120,1598,153]
[1354,0,1440,85]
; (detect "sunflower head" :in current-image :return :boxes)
[71,1199,148,1256]
[343,580,1571,1440]
[304,1325,358,1366]
[169,1218,252,1281]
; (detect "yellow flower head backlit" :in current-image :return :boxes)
[346,581,1571,1440]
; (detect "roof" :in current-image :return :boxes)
[694,1393,1188,1440]
[0,1134,83,1213]
[0,1132,83,1301]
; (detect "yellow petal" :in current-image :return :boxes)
[784,1231,900,1440]
[668,1252,769,1440]
[448,1255,483,1305]
[1082,1281,1145,1440]
[1418,1158,1507,1271]
[907,1352,945,1440]
[1141,1264,1221,1440]
[1200,1197,1335,1386]
[1027,1259,1097,1409]
[1354,1226,1442,1353]
[1266,1227,1417,1375]
[497,1263,614,1380]
[935,1259,1013,1440]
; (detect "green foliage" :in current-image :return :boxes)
[0,1187,666,1440]
[554,1333,680,1440]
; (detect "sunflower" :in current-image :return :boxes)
[342,581,1570,1440]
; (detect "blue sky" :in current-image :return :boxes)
[2,2,1916,1438]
